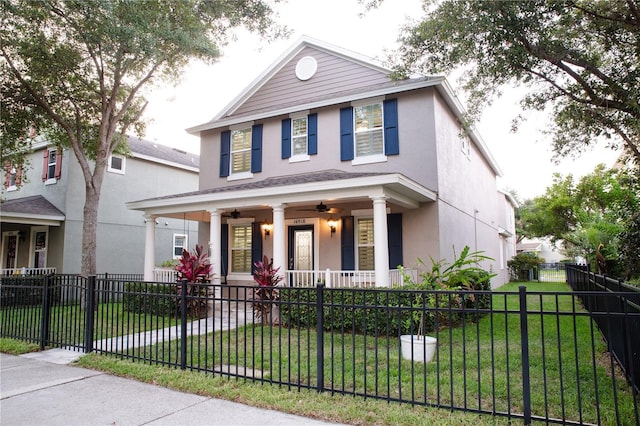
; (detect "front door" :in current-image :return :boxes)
[2,232,18,269]
[288,225,314,286]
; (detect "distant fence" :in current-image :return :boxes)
[566,264,640,398]
[1,274,638,425]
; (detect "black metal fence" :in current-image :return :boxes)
[1,273,638,425]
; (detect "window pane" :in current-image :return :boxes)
[355,104,382,131]
[231,129,251,150]
[111,156,123,170]
[355,129,383,156]
[231,150,251,173]
[358,247,375,270]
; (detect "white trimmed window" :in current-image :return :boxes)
[354,102,384,158]
[45,149,57,181]
[231,128,252,174]
[291,116,308,156]
[231,224,252,273]
[356,217,375,270]
[7,167,17,191]
[108,154,126,174]
[173,234,188,259]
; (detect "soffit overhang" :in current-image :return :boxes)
[127,171,437,219]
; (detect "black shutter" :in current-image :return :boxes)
[251,124,263,173]
[340,107,354,161]
[221,223,229,278]
[383,99,399,155]
[281,118,291,159]
[251,222,263,274]
[220,131,230,177]
[308,113,318,155]
[341,216,355,270]
[387,213,403,268]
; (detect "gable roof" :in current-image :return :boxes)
[186,36,503,177]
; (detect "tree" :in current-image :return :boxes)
[391,0,640,165]
[1,0,285,276]
[518,164,639,277]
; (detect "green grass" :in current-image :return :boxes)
[1,302,178,344]
[0,337,39,354]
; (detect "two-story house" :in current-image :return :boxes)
[1,136,200,275]
[127,37,517,288]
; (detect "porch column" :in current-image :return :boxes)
[371,196,389,287]
[272,204,286,282]
[209,209,222,286]
[143,214,156,281]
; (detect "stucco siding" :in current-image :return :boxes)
[199,88,442,191]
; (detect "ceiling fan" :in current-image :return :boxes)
[222,209,241,219]
[298,202,341,214]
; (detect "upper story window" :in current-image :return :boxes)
[460,133,471,158]
[231,128,252,174]
[4,162,22,191]
[281,112,317,162]
[220,123,262,180]
[42,148,62,184]
[108,154,126,174]
[292,116,308,156]
[354,103,383,158]
[340,98,398,165]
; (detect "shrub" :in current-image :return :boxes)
[123,282,175,316]
[508,252,544,281]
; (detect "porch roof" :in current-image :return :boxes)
[0,195,65,226]
[126,170,437,220]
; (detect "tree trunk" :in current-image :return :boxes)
[81,179,102,277]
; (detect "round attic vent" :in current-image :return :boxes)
[295,56,318,81]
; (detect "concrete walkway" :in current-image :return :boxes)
[1,352,346,426]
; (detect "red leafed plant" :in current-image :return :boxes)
[176,244,211,282]
[253,255,282,287]
[175,245,211,319]
[253,255,282,324]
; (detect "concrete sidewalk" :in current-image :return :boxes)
[0,351,346,426]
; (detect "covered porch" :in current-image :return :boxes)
[127,171,435,288]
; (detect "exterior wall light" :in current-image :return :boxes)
[262,222,273,239]
[327,218,338,237]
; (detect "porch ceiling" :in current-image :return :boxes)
[126,170,437,221]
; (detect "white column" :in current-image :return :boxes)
[272,204,286,282]
[371,196,389,287]
[143,214,156,281]
[209,209,222,286]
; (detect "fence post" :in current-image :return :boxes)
[180,279,188,370]
[39,274,52,351]
[519,286,532,425]
[316,282,325,392]
[84,276,96,353]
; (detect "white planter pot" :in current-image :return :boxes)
[400,335,437,363]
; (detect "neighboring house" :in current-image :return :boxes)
[127,36,517,288]
[1,136,200,274]
[517,238,567,264]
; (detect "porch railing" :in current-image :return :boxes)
[284,268,417,288]
[0,267,56,277]
[153,268,178,283]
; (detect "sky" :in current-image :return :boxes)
[142,0,620,202]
